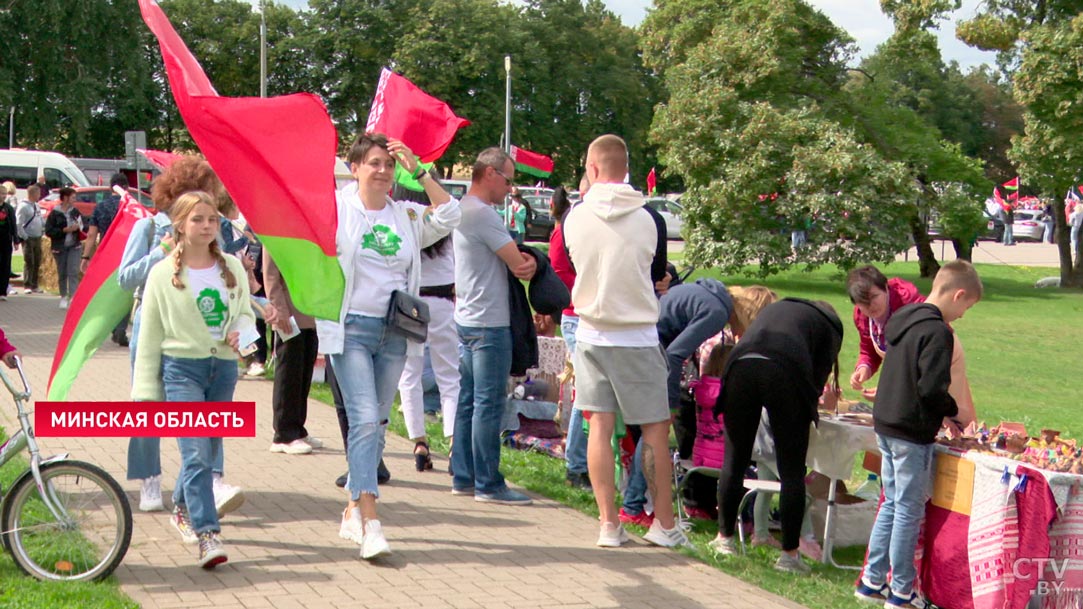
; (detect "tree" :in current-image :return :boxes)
[514,0,657,185]
[843,30,989,269]
[643,0,918,276]
[1011,17,1083,285]
[2,0,160,155]
[953,1,1083,285]
[390,0,521,175]
[307,0,423,142]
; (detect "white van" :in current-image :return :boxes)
[0,150,91,199]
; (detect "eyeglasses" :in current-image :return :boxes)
[492,167,514,186]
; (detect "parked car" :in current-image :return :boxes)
[644,196,684,239]
[441,179,470,200]
[979,209,1005,242]
[39,186,156,221]
[522,195,555,241]
[1012,209,1046,241]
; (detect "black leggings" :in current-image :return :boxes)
[717,358,812,551]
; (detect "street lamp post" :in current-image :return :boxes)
[259,1,267,98]
[504,55,511,154]
[8,107,13,148]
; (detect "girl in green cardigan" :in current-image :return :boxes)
[133,191,254,569]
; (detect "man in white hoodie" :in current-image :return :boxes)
[564,134,687,548]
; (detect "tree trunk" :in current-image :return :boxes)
[910,214,940,277]
[1052,199,1083,287]
[951,238,973,262]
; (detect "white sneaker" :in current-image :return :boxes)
[212,475,245,517]
[139,475,164,512]
[245,362,265,377]
[642,519,691,548]
[339,507,363,544]
[597,522,629,548]
[59,297,69,309]
[775,551,811,575]
[269,439,313,455]
[707,534,739,557]
[302,436,324,449]
[360,519,391,560]
[23,288,31,294]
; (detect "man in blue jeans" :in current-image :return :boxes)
[857,260,982,608]
[451,148,537,505]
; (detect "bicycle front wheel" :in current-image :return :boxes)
[1,460,133,581]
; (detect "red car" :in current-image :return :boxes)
[39,186,156,220]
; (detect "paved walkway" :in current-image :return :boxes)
[0,294,806,609]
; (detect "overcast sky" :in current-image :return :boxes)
[261,0,997,70]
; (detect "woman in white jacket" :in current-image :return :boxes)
[316,133,460,560]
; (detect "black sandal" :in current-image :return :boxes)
[414,441,434,472]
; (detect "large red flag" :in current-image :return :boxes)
[47,192,151,399]
[366,68,471,164]
[139,0,343,320]
[646,167,657,196]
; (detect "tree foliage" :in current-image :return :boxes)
[952,1,1083,285]
[645,0,918,276]
[1,0,160,156]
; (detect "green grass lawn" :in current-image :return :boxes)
[312,260,1081,609]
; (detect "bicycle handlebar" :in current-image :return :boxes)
[0,356,32,402]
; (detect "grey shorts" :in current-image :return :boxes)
[573,342,670,425]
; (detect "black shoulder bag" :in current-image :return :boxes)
[360,204,430,342]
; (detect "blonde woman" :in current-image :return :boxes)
[132,191,254,569]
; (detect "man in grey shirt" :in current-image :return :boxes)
[451,147,536,505]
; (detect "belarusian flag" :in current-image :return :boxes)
[366,68,470,165]
[1002,176,1019,202]
[510,145,553,179]
[140,0,343,320]
[47,192,151,400]
[647,167,657,196]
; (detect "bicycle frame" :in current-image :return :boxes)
[0,358,75,526]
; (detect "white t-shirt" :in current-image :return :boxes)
[349,204,410,317]
[188,263,230,340]
[421,240,455,287]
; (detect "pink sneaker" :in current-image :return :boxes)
[799,536,823,562]
[752,534,783,549]
[618,507,654,527]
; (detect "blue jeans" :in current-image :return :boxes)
[127,305,224,480]
[329,315,407,501]
[561,315,588,475]
[452,324,512,494]
[1003,223,1015,245]
[162,356,238,534]
[622,439,648,514]
[864,434,935,597]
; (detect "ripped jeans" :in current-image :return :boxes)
[328,315,407,501]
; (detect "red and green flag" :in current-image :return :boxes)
[1002,176,1019,203]
[647,167,657,196]
[139,0,343,320]
[510,145,553,179]
[47,192,151,400]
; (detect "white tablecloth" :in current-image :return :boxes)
[807,416,879,480]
